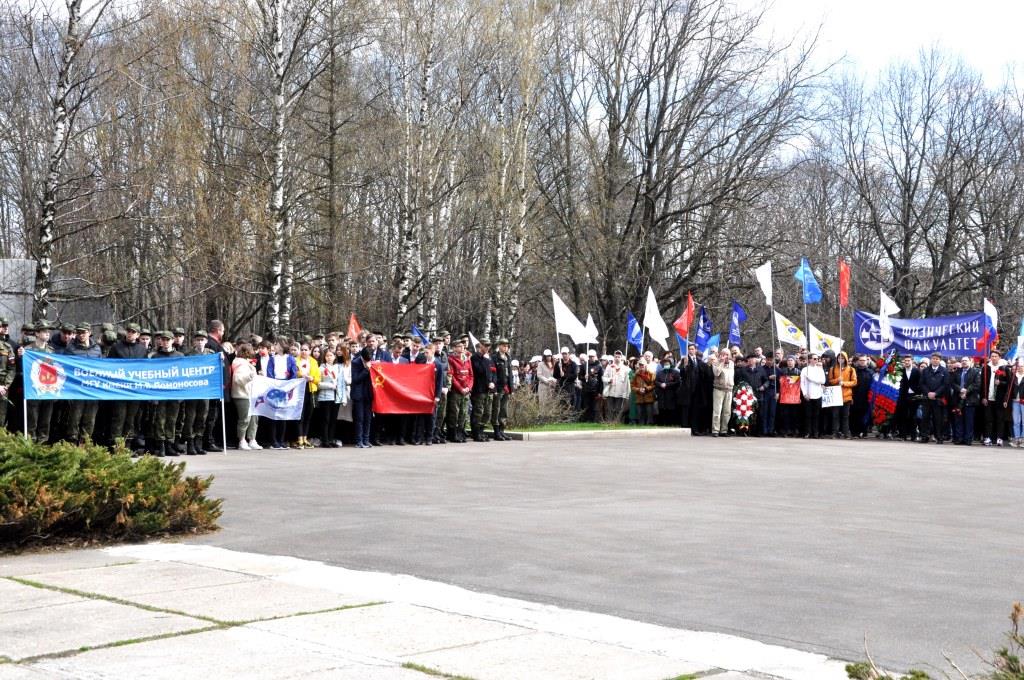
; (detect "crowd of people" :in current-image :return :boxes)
[518,343,1024,447]
[4,314,1023,452]
[3,321,527,454]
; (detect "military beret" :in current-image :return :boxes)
[173,327,186,336]
[74,323,90,332]
[193,329,208,338]
[125,322,141,333]
[60,323,74,333]
[140,328,152,336]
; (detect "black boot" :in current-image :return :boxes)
[186,439,196,455]
[204,439,222,453]
[163,440,179,457]
[193,437,206,455]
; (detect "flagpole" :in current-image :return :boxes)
[769,305,777,358]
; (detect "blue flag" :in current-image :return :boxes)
[1006,317,1024,361]
[704,334,721,358]
[695,305,713,353]
[794,257,822,304]
[675,333,688,358]
[626,311,644,353]
[728,300,747,347]
[411,323,429,344]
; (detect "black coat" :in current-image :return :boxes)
[918,365,950,398]
[553,359,577,391]
[107,339,147,359]
[656,367,680,411]
[350,355,372,402]
[471,352,496,395]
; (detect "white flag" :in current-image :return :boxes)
[808,322,843,355]
[643,287,671,351]
[468,331,481,351]
[582,313,599,344]
[753,261,773,307]
[879,289,901,342]
[774,311,807,348]
[250,376,307,421]
[551,290,589,345]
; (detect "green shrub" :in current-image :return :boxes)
[506,387,575,430]
[0,432,221,548]
[847,602,1024,680]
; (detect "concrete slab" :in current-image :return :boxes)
[0,579,83,614]
[0,665,53,679]
[0,549,137,577]
[28,560,256,600]
[0,597,206,661]
[252,602,531,658]
[127,579,374,622]
[407,631,707,680]
[506,428,683,441]
[26,626,422,680]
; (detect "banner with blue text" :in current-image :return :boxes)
[22,350,224,401]
[853,310,985,356]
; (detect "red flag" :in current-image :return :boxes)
[673,291,695,337]
[370,363,436,414]
[346,313,363,341]
[838,258,851,308]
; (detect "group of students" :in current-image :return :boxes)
[4,320,530,454]
[517,343,1024,447]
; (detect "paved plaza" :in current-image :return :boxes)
[176,431,1023,674]
[3,430,1020,677]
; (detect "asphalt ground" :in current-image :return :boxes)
[183,432,1024,674]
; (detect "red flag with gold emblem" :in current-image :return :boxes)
[370,362,436,414]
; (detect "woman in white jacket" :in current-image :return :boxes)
[799,354,826,439]
[602,354,631,423]
[231,343,261,450]
[536,352,558,406]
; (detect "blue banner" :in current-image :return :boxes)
[853,310,985,356]
[23,350,224,401]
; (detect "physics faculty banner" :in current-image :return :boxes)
[22,350,224,401]
[853,310,985,356]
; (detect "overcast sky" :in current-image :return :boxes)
[762,0,1024,85]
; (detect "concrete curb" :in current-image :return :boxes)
[505,427,689,441]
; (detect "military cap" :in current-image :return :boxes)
[431,335,445,343]
[172,327,186,337]
[438,330,451,337]
[125,322,141,333]
[140,328,152,336]
[496,338,510,346]
[74,322,90,332]
[313,332,325,339]
[193,329,208,338]
[0,317,9,326]
[157,330,173,339]
[33,321,51,332]
[391,333,404,340]
[20,323,33,333]
[60,322,74,333]
[102,330,117,343]
[101,323,115,332]
[478,337,492,346]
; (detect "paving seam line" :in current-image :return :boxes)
[11,625,224,664]
[395,631,537,658]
